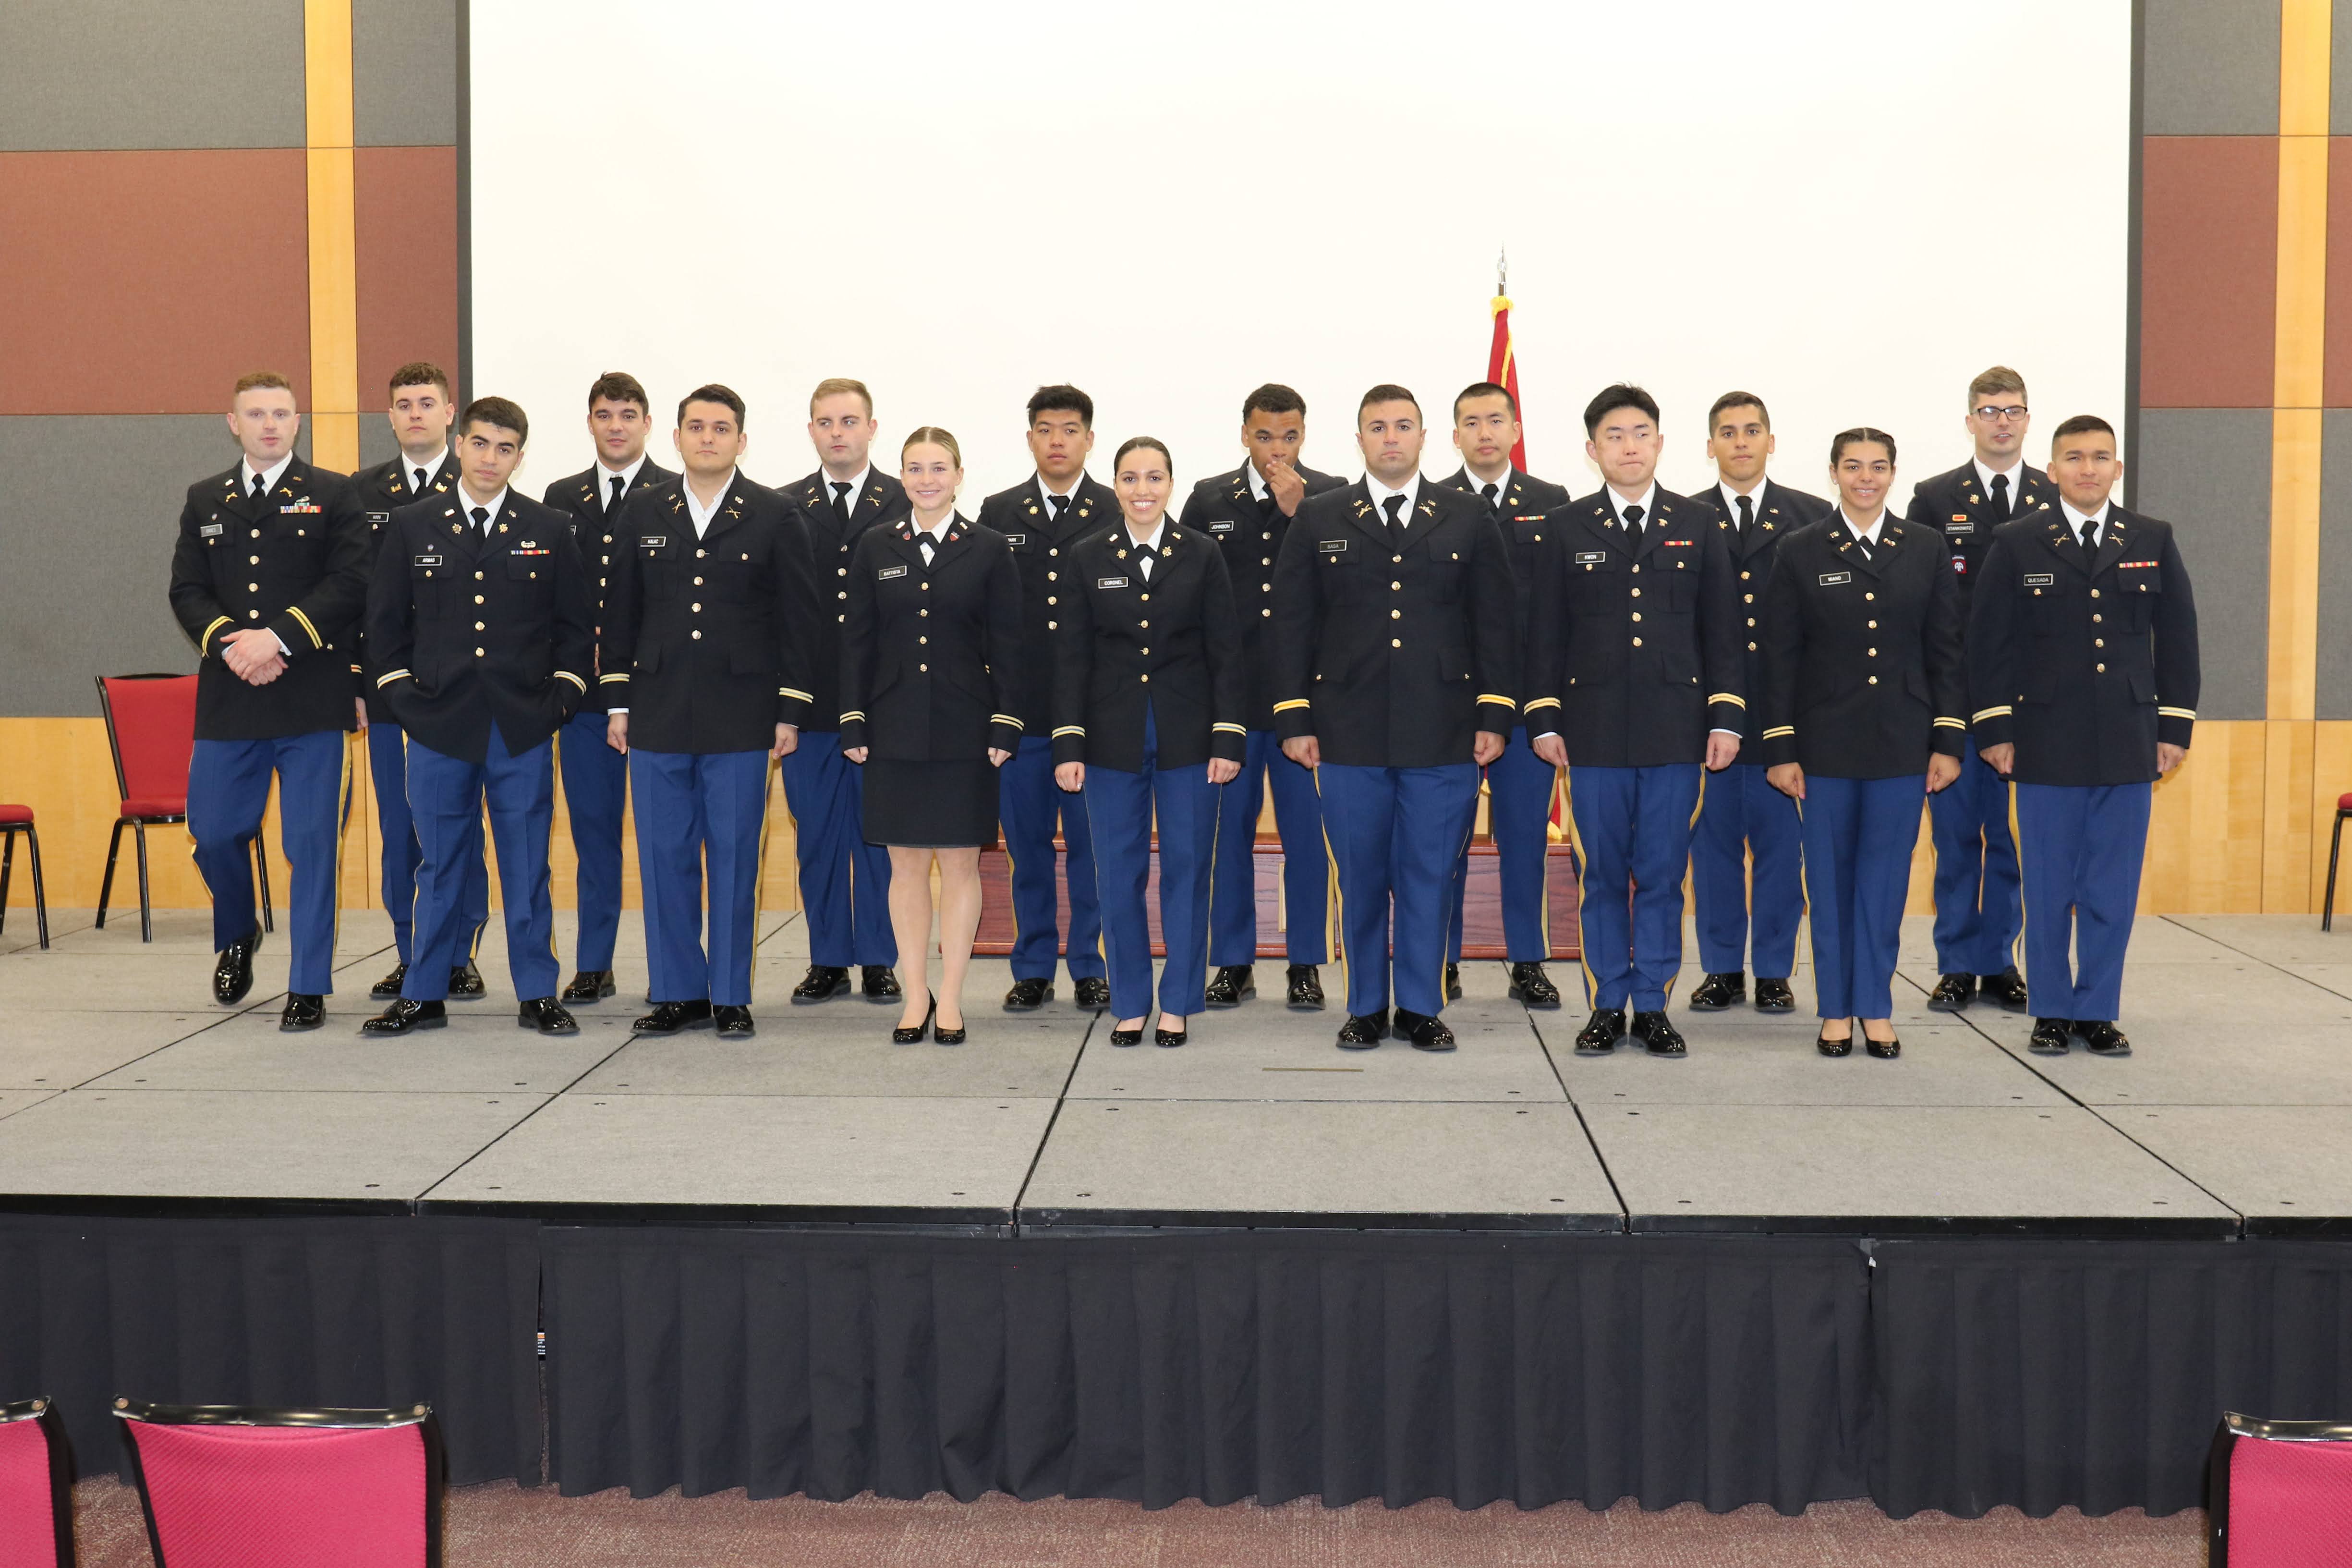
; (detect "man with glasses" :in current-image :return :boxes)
[1905,366,2055,1015]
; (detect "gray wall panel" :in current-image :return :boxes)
[2143,0,2279,135]
[2321,411,2352,719]
[2336,0,2352,134]
[0,0,304,151]
[2133,408,2271,720]
[353,0,458,146]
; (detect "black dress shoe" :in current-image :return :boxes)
[1817,1028,1854,1057]
[1754,977,1796,1012]
[519,997,579,1035]
[561,970,617,1003]
[1336,1009,1389,1049]
[894,997,935,1044]
[361,997,446,1035]
[1073,977,1110,1010]
[792,965,850,1004]
[2028,1017,2073,1054]
[213,925,261,1005]
[1003,977,1054,1010]
[279,994,324,1032]
[1864,1031,1901,1059]
[1979,967,2029,1011]
[714,1004,753,1039]
[1574,1008,1626,1054]
[1508,962,1561,1009]
[370,962,409,1000]
[933,1012,967,1045]
[1630,1010,1687,1057]
[1928,973,1975,1011]
[1285,964,1324,1009]
[1444,963,1463,1001]
[1203,965,1255,1007]
[449,962,486,999]
[861,966,901,1001]
[1153,1027,1187,1047]
[1688,972,1744,1010]
[1396,1009,1456,1052]
[1108,1025,1143,1046]
[2077,1020,2132,1057]
[634,998,714,1034]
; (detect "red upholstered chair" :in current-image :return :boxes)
[112,1401,441,1568]
[0,1396,76,1568]
[0,805,47,950]
[2325,792,2351,933]
[2208,1412,2352,1566]
[93,675,270,944]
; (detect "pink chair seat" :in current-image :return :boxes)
[2228,1434,2352,1565]
[0,805,30,826]
[118,797,186,820]
[2339,791,2352,811]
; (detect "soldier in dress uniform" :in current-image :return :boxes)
[1177,383,1344,1011]
[1968,415,2199,1057]
[169,370,372,1030]
[540,370,676,1005]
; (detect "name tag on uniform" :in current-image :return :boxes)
[1317,539,1347,553]
[1002,532,1029,546]
[877,565,908,580]
[2024,572,2055,586]
[1096,576,1129,589]
[412,553,444,567]
[200,523,224,537]
[1818,571,1851,585]
[1947,521,1975,535]
[365,511,389,525]
[279,502,320,514]
[641,536,670,549]
[1206,520,1234,533]
[1575,550,1608,563]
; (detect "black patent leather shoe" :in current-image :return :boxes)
[1631,1010,1687,1057]
[1285,964,1324,1009]
[861,965,901,1001]
[1574,1008,1626,1055]
[792,965,850,1003]
[1336,1009,1389,1049]
[2028,1017,2073,1054]
[1073,977,1110,1010]
[1003,977,1054,1010]
[361,997,445,1035]
[213,925,261,1005]
[1154,1027,1187,1048]
[1688,972,1745,1010]
[634,998,714,1035]
[1755,977,1796,1012]
[1203,965,1254,1007]
[1108,1025,1143,1046]
[894,997,935,1044]
[1980,967,2030,1011]
[1928,973,1975,1011]
[933,1010,967,1045]
[370,962,408,1000]
[1508,962,1561,1009]
[1817,1027,1853,1057]
[2078,1020,2132,1057]
[562,969,616,1003]
[1396,1009,1456,1052]
[519,997,579,1035]
[1444,963,1463,1001]
[714,1004,753,1039]
[1863,1027,1901,1059]
[449,962,486,999]
[279,993,324,1032]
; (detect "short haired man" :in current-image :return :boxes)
[979,386,1114,1012]
[1686,391,1831,1015]
[1967,416,2198,1057]
[361,397,593,1036]
[353,361,488,1003]
[1906,366,2055,1013]
[540,370,677,1005]
[169,371,372,1029]
[781,377,911,1006]
[1440,381,1573,1010]
[1528,385,1744,1058]
[1179,383,1346,1011]
[1272,385,1516,1051]
[602,385,820,1039]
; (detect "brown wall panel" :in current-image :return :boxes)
[353,146,461,413]
[0,151,310,415]
[2139,136,2280,408]
[2328,138,2352,405]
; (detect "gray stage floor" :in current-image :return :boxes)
[0,904,2346,1235]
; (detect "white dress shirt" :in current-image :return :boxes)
[1125,518,1165,578]
[595,451,649,511]
[1467,465,1514,509]
[914,512,953,566]
[2059,498,2110,547]
[1244,462,1269,504]
[821,462,871,513]
[1840,506,1888,550]
[240,453,293,498]
[1363,472,1421,528]
[1605,482,1659,529]
[682,470,737,538]
[1038,474,1085,517]
[400,447,449,496]
[1718,479,1764,529]
[1975,457,2028,515]
[460,486,509,531]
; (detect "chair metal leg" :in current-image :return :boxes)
[134,822,152,944]
[2327,809,2347,935]
[0,829,13,938]
[97,818,126,930]
[24,825,45,949]
[255,839,274,934]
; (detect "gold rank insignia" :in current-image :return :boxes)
[1418,500,1437,517]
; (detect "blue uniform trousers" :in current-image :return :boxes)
[2013,780,2151,1023]
[999,735,1105,982]
[188,730,347,996]
[1691,760,1805,978]
[366,721,487,966]
[1445,726,1557,964]
[555,709,628,973]
[630,748,770,1007]
[1566,763,1704,1014]
[1317,761,1480,1019]
[1798,775,1922,1020]
[1929,744,2022,975]
[780,734,895,968]
[401,727,558,1003]
[1082,708,1222,1019]
[1207,729,1330,966]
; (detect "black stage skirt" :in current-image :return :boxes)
[862,756,1001,849]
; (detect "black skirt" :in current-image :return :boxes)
[861,756,1001,849]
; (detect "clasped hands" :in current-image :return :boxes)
[220,629,286,687]
[1055,756,1241,792]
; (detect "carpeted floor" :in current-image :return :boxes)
[65,1478,2204,1566]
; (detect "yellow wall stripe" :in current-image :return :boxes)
[303,0,360,473]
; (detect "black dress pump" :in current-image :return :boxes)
[893,997,935,1045]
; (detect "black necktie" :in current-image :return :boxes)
[1853,529,1872,561]
[1623,503,1644,541]
[1736,493,1753,533]
[1480,482,1499,512]
[1382,493,1406,545]
[1047,493,1069,526]
[2080,518,2099,552]
[470,506,489,535]
[832,480,853,528]
[608,474,625,514]
[1989,472,2010,518]
[413,466,430,495]
[250,472,268,501]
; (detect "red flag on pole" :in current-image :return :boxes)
[1489,250,1528,471]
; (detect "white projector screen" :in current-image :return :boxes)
[468,0,2132,509]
